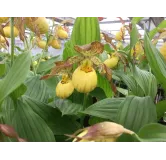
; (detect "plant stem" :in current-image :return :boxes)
[10,17,15,66]
[34,50,44,75]
[80,93,89,127]
[83,93,88,110]
[34,35,50,75]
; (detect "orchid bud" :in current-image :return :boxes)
[69,122,134,142]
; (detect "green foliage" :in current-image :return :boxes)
[25,75,49,103]
[1,17,166,142]
[90,87,107,100]
[13,99,55,142]
[63,17,100,60]
[144,30,166,91]
[10,84,27,100]
[55,99,83,116]
[44,76,60,98]
[130,23,139,53]
[22,96,81,135]
[98,51,108,62]
[82,98,124,121]
[156,100,166,120]
[0,63,6,77]
[131,17,143,24]
[133,123,166,142]
[97,72,113,97]
[115,66,157,99]
[37,55,61,73]
[132,66,157,99]
[0,52,31,103]
[149,20,166,39]
[1,96,55,142]
[104,44,114,53]
[82,96,157,132]
[116,96,157,132]
[68,91,93,107]
[88,116,107,125]
[115,71,144,96]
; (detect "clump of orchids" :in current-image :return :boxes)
[41,41,112,99]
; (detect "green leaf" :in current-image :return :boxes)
[25,75,49,103]
[131,17,143,24]
[98,51,108,62]
[37,55,60,73]
[133,66,157,99]
[149,20,166,39]
[68,91,93,107]
[117,134,135,142]
[0,63,6,77]
[22,95,52,121]
[12,99,55,142]
[27,71,35,78]
[130,23,139,50]
[112,74,121,81]
[90,87,107,100]
[63,41,76,60]
[97,72,113,97]
[156,100,166,120]
[115,71,144,96]
[71,17,100,45]
[88,116,107,125]
[55,99,83,116]
[22,96,80,135]
[0,52,31,103]
[104,44,114,53]
[144,31,166,91]
[134,123,166,142]
[1,96,15,125]
[10,84,27,100]
[117,96,157,132]
[123,44,130,52]
[116,87,128,96]
[14,46,24,52]
[44,76,60,98]
[82,98,125,121]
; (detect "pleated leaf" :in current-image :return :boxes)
[115,71,144,96]
[144,31,166,91]
[37,55,61,73]
[116,96,157,132]
[82,98,125,121]
[10,84,27,100]
[68,91,93,107]
[133,123,166,142]
[22,96,80,135]
[0,52,31,103]
[1,97,15,125]
[25,75,49,103]
[97,72,113,97]
[55,99,83,116]
[133,66,157,99]
[12,99,55,142]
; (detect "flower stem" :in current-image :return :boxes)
[34,37,49,75]
[10,17,15,66]
[83,93,88,110]
[80,93,89,127]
